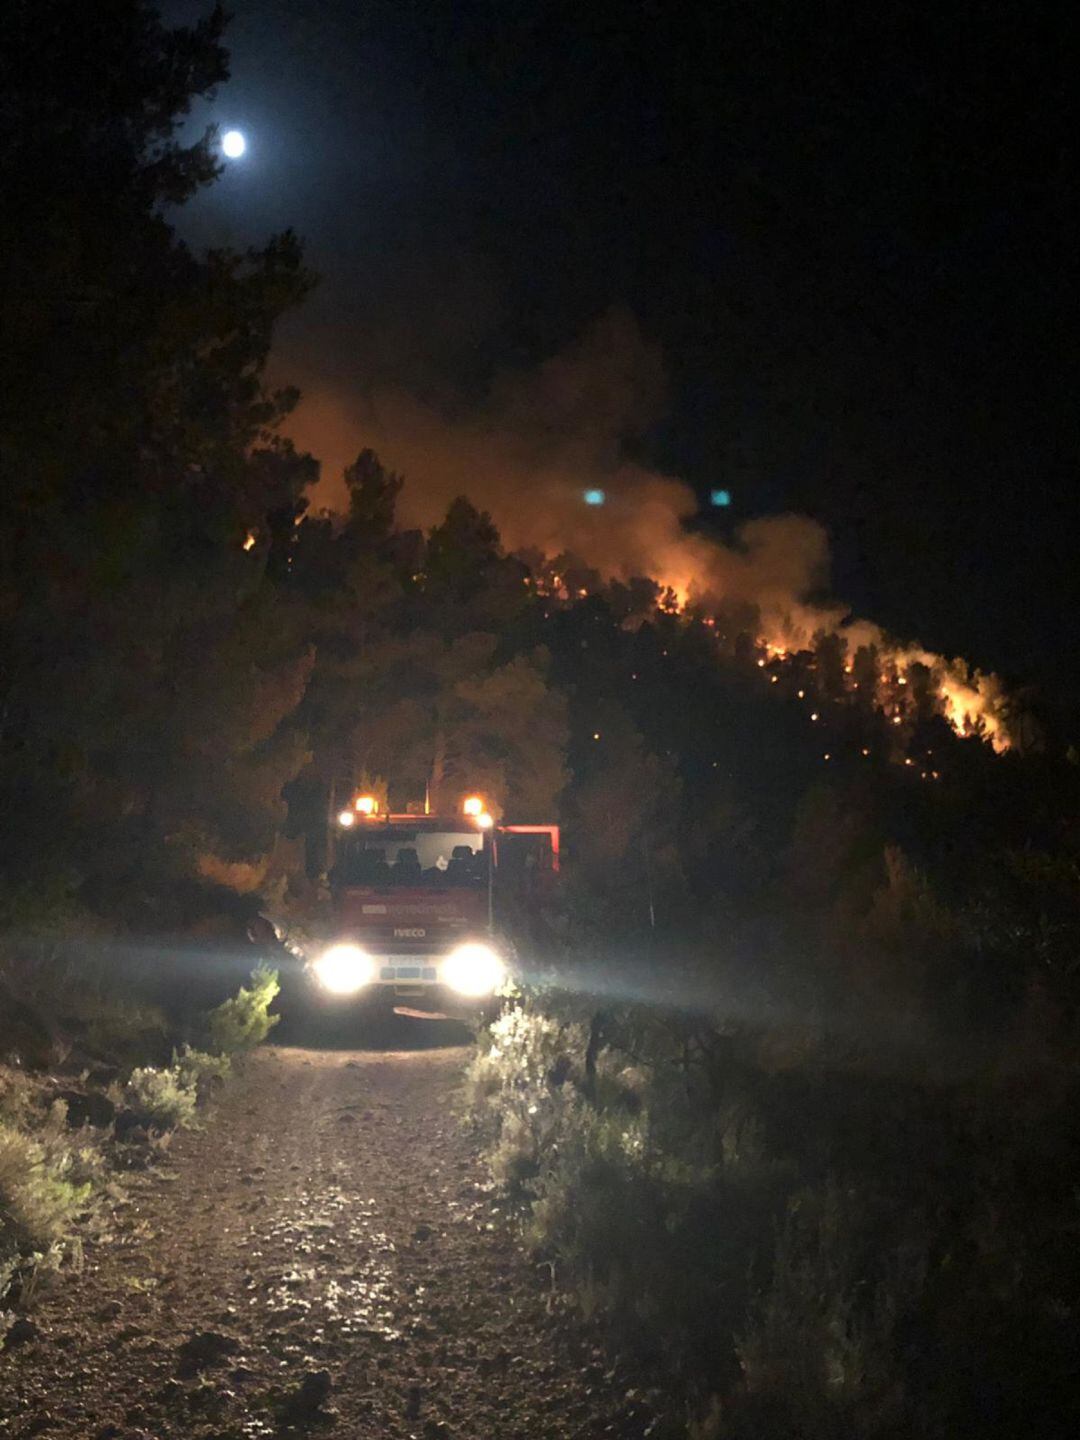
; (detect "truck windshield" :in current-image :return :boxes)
[333,830,484,888]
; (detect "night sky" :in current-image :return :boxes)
[168,1,1078,709]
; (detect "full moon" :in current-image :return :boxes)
[222,129,246,159]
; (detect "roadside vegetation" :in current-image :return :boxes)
[1,961,279,1338]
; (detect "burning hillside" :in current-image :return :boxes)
[286,310,1016,753]
[525,553,1014,754]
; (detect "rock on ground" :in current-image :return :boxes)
[0,1044,651,1438]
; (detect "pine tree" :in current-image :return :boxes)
[0,2,316,918]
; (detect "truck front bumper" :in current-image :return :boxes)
[304,979,495,1023]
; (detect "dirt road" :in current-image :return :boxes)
[1,1044,650,1439]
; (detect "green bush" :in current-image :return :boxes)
[0,1066,39,1128]
[1,1098,106,1305]
[208,964,280,1054]
[0,1116,93,1254]
[174,1045,232,1095]
[124,1065,198,1130]
[465,1005,590,1188]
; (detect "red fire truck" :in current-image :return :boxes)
[303,794,558,1019]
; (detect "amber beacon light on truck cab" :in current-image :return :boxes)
[310,794,559,1018]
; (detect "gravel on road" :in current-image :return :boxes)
[1,1044,653,1439]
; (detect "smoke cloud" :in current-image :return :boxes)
[286,309,836,642]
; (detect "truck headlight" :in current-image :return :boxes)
[442,942,504,997]
[312,943,374,995]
